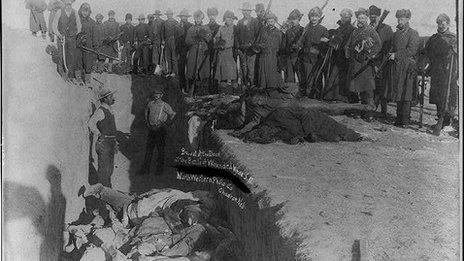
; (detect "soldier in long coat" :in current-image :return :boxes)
[150,10,165,70]
[185,10,212,95]
[423,13,458,129]
[345,8,381,121]
[214,11,238,88]
[297,7,329,96]
[207,7,221,93]
[283,9,304,83]
[102,10,120,64]
[48,0,64,42]
[133,14,151,74]
[163,9,179,76]
[93,13,105,71]
[26,0,48,38]
[76,2,96,84]
[369,5,394,117]
[256,12,283,89]
[324,9,355,101]
[52,0,82,83]
[236,2,260,88]
[384,9,420,127]
[119,13,135,74]
[178,9,194,92]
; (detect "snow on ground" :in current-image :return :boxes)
[2,26,92,260]
[217,107,460,260]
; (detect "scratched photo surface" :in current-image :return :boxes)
[2,0,461,260]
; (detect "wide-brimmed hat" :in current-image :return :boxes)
[154,10,162,16]
[395,9,411,18]
[223,10,237,21]
[354,8,369,17]
[165,8,174,15]
[178,9,191,17]
[98,88,116,100]
[207,7,218,16]
[239,2,253,11]
[138,13,145,20]
[288,9,303,20]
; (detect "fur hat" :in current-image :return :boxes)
[125,13,132,20]
[368,5,381,16]
[108,10,115,16]
[395,9,411,18]
[138,13,145,20]
[308,7,322,18]
[153,10,162,16]
[165,8,174,15]
[255,3,265,12]
[193,10,204,20]
[288,9,303,20]
[355,8,369,17]
[96,13,104,20]
[436,13,450,24]
[340,8,353,18]
[239,2,253,11]
[207,7,218,16]
[223,10,237,21]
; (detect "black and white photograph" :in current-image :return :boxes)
[1,0,462,260]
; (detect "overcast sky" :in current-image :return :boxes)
[2,0,459,36]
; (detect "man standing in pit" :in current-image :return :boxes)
[139,87,176,176]
[163,9,179,76]
[88,89,117,187]
[236,2,260,88]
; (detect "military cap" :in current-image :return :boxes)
[436,13,450,24]
[193,10,204,20]
[154,10,162,16]
[125,13,132,20]
[138,13,145,20]
[207,7,219,16]
[368,5,381,16]
[355,8,369,17]
[340,8,353,18]
[178,9,191,17]
[288,9,303,20]
[96,13,104,20]
[308,7,322,17]
[255,3,265,12]
[108,10,115,16]
[223,10,237,21]
[165,8,174,15]
[395,9,411,18]
[265,12,277,21]
[240,2,253,11]
[98,88,116,100]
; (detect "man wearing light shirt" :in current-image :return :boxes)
[139,86,176,176]
[88,89,117,187]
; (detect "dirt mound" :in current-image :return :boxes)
[3,26,92,260]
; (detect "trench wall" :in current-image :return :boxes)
[2,27,91,260]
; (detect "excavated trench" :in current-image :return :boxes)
[83,73,304,260]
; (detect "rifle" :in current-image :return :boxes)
[296,0,330,49]
[418,66,427,128]
[351,10,390,80]
[433,52,456,135]
[80,45,120,61]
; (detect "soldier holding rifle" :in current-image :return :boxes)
[422,13,458,134]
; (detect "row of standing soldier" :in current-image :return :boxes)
[30,0,458,131]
